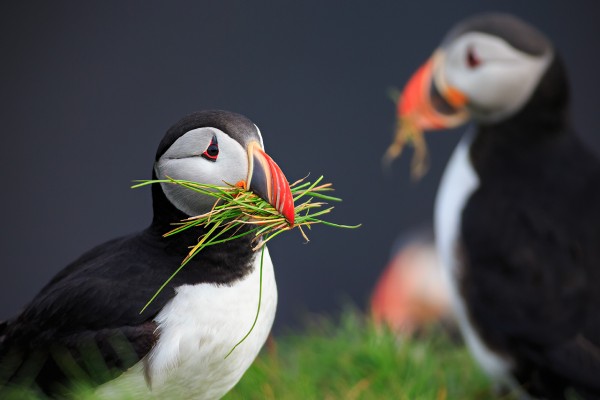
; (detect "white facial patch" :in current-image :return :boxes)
[441,32,552,123]
[155,127,248,216]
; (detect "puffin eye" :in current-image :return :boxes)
[201,135,219,161]
[466,46,481,69]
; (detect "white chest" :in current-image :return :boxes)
[434,132,479,274]
[95,247,277,400]
[434,132,513,383]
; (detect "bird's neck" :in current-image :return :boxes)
[147,182,257,284]
[474,106,569,151]
[469,114,571,182]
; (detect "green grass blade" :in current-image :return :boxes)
[225,245,265,359]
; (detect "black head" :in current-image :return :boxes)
[442,13,551,57]
[395,12,570,133]
[154,110,262,161]
[150,110,294,229]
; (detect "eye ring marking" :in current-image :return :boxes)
[466,46,481,69]
[201,135,219,161]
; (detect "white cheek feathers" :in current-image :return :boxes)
[442,32,552,123]
[155,127,249,216]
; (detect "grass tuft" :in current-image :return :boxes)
[382,116,429,181]
[225,311,512,400]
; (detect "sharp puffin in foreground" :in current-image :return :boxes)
[390,13,600,400]
[0,110,294,399]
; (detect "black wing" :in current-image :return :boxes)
[0,232,179,396]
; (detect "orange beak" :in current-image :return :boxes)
[398,50,469,131]
[384,50,471,179]
[245,141,295,226]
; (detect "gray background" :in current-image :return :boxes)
[2,1,599,332]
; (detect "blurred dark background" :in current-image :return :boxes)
[1,1,599,332]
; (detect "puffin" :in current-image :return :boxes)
[0,110,294,399]
[391,13,600,400]
[370,228,452,334]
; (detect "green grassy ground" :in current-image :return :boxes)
[1,312,512,399]
[226,313,509,400]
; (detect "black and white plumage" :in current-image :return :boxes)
[395,13,600,400]
[0,110,293,399]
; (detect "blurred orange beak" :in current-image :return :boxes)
[398,50,469,131]
[245,141,295,226]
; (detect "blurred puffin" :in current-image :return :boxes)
[0,110,294,399]
[391,13,600,399]
[370,228,453,334]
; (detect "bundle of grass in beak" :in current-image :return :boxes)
[383,115,430,181]
[132,175,358,356]
[383,50,470,180]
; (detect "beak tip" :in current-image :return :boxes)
[274,183,295,226]
[282,203,295,226]
[247,142,295,226]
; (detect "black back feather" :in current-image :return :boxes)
[459,50,600,399]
